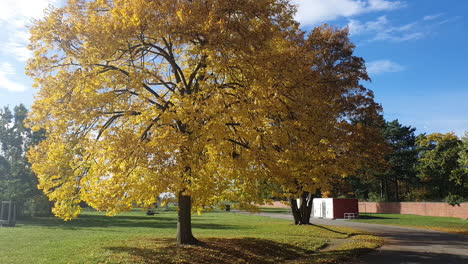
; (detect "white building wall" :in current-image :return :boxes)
[312,198,334,219]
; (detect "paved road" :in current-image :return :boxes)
[241,212,468,264]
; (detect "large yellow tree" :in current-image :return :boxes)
[26,0,386,243]
[27,0,299,244]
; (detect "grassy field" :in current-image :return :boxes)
[354,213,468,234]
[258,207,291,214]
[0,209,381,264]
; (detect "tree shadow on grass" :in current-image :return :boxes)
[106,237,383,264]
[309,224,350,236]
[16,214,248,231]
[106,237,312,264]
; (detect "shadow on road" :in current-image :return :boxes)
[354,249,468,264]
[376,230,468,248]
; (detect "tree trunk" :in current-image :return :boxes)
[394,177,399,202]
[380,179,384,200]
[384,175,390,201]
[289,192,312,225]
[176,192,198,245]
[290,198,301,225]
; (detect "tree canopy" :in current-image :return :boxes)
[27,0,311,244]
[416,133,465,199]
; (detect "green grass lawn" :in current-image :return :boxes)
[0,209,381,264]
[353,213,468,234]
[258,207,291,214]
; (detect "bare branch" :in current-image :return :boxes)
[96,111,141,140]
[95,64,129,76]
[226,138,250,149]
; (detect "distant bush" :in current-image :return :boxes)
[368,192,385,202]
[406,187,430,202]
[445,193,464,206]
[27,194,53,217]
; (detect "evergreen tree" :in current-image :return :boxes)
[0,105,45,209]
[381,120,419,201]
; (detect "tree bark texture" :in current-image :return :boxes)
[394,177,399,202]
[176,192,199,245]
[289,192,313,225]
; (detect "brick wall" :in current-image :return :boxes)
[359,202,468,218]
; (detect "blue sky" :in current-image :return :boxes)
[0,0,467,136]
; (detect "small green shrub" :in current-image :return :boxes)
[445,193,464,206]
[368,192,384,202]
[27,194,53,216]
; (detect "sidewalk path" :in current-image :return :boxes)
[238,212,468,264]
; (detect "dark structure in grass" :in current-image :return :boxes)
[0,201,16,227]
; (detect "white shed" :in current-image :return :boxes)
[312,198,359,219]
[312,198,334,219]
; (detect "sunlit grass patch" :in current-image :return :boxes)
[258,207,291,214]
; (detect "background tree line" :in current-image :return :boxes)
[4,110,458,224]
[328,119,467,204]
[3,104,465,219]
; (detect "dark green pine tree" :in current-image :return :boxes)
[381,120,419,201]
[0,105,45,206]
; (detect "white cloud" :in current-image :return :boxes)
[348,16,389,35]
[0,0,60,27]
[0,0,60,62]
[0,0,61,92]
[437,16,462,25]
[423,13,444,21]
[368,0,403,10]
[0,63,27,92]
[3,31,32,62]
[366,60,405,75]
[348,16,425,42]
[374,31,424,42]
[293,0,405,26]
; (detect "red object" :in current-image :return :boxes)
[332,198,359,219]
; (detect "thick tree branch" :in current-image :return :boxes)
[96,111,141,140]
[187,55,207,92]
[226,138,250,149]
[95,63,129,76]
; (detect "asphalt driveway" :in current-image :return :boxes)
[241,212,468,264]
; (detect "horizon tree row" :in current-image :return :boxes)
[326,120,467,204]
